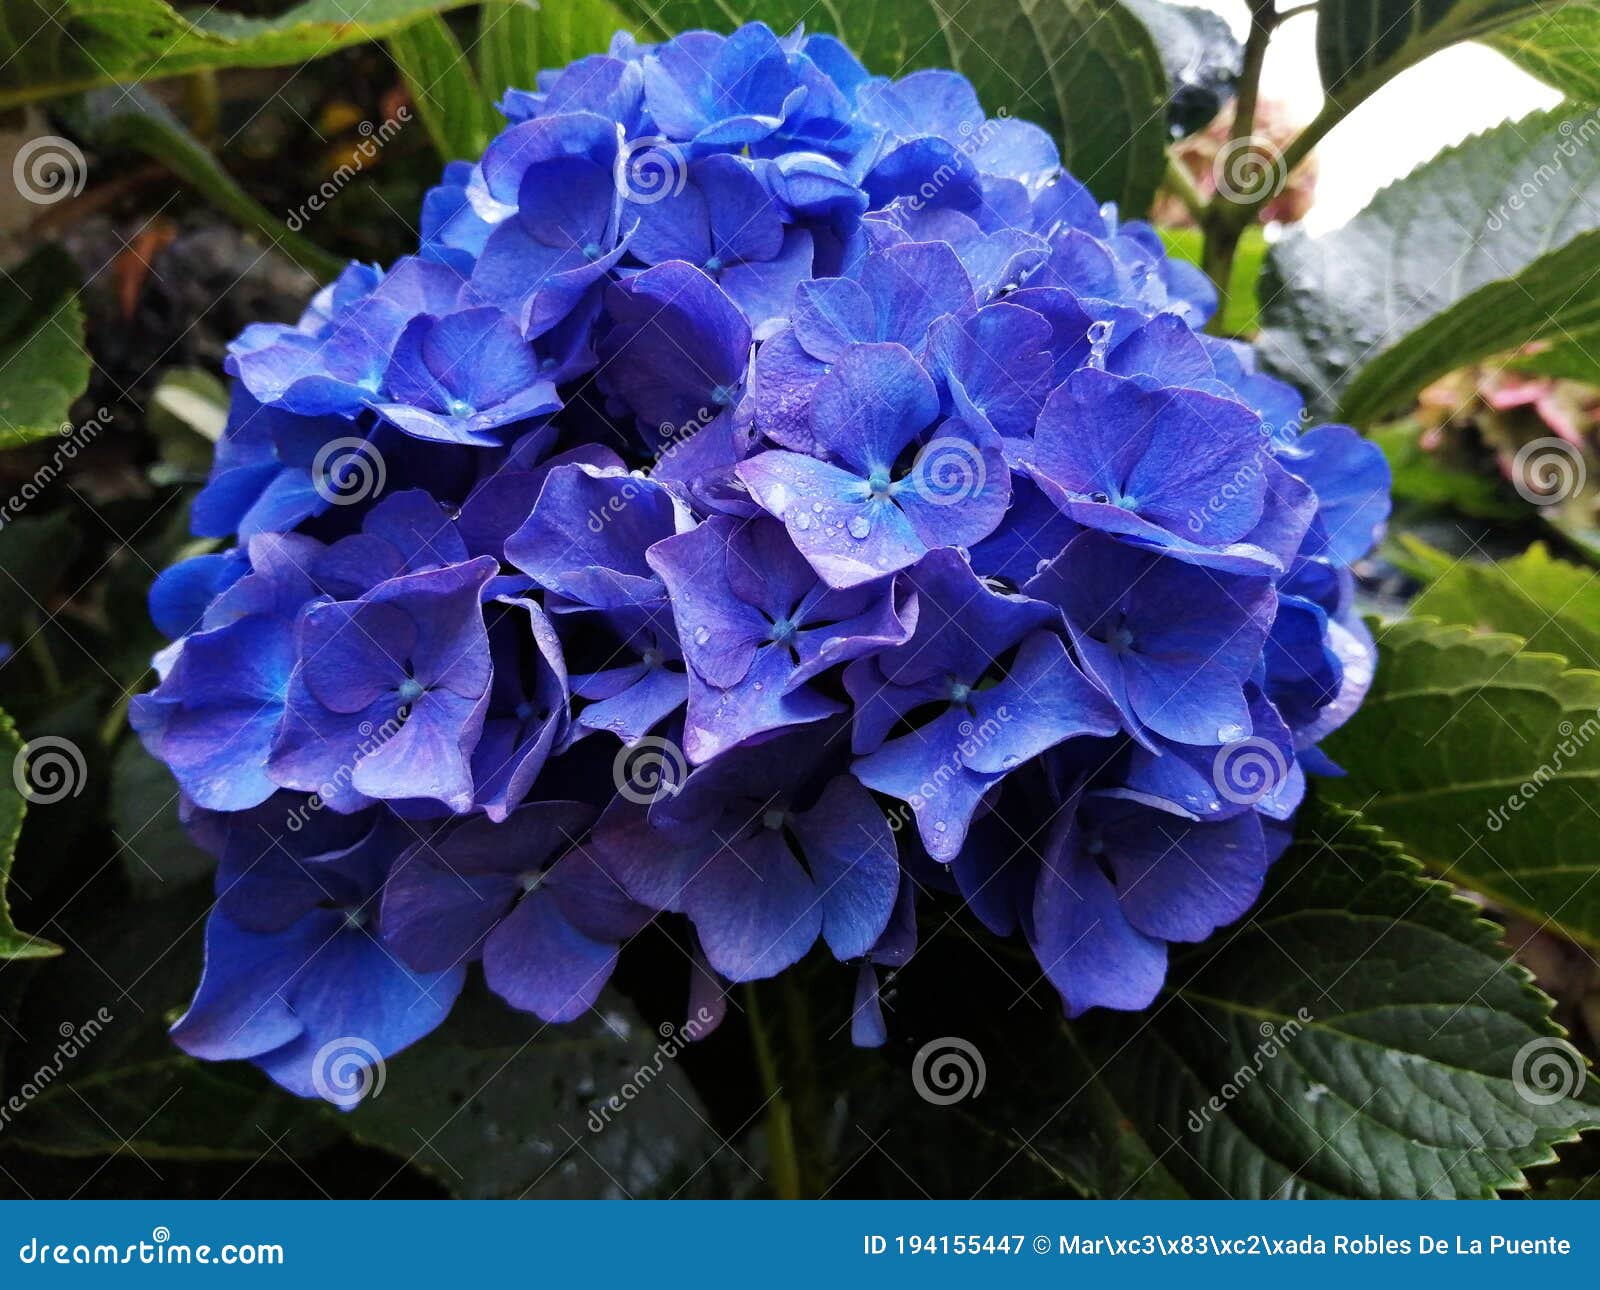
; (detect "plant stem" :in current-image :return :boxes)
[23,615,62,696]
[1231,0,1275,150]
[184,71,221,144]
[745,982,803,1200]
[1163,153,1208,224]
[1200,0,1277,333]
[99,684,137,748]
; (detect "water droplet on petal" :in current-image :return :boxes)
[848,515,871,540]
[793,512,812,531]
[1216,723,1246,742]
[933,820,948,834]
[693,626,710,646]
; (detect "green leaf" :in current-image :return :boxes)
[1323,617,1600,948]
[4,881,339,1160]
[343,986,730,1198]
[1409,543,1600,669]
[614,0,1171,214]
[476,0,541,101]
[0,246,90,450]
[476,0,632,101]
[1511,339,1600,385]
[0,0,478,109]
[1318,0,1552,107]
[109,739,214,899]
[0,709,62,960]
[387,14,495,162]
[1486,6,1600,103]
[1259,106,1600,426]
[76,88,342,279]
[1077,800,1600,1198]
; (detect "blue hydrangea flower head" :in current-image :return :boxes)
[141,20,1393,1101]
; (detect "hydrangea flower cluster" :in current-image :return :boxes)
[135,22,1390,1104]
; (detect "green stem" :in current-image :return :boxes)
[1201,0,1276,333]
[99,683,138,748]
[183,70,220,144]
[1163,153,1208,224]
[745,982,803,1200]
[23,614,62,696]
[1230,0,1275,149]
